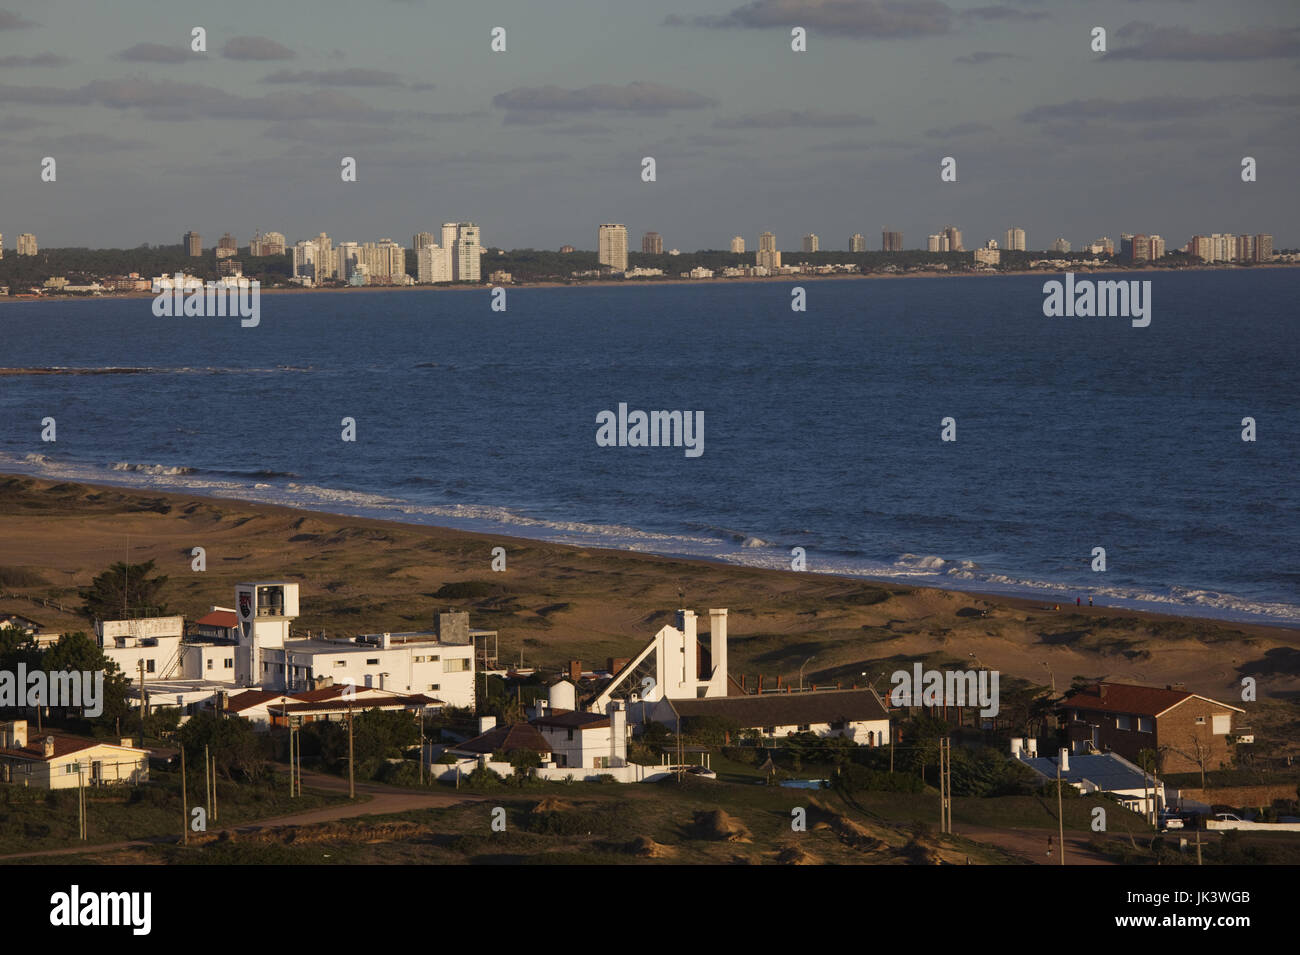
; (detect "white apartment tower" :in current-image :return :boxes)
[598,223,629,272]
[1005,227,1026,251]
[730,235,745,254]
[453,223,481,282]
[417,244,452,283]
[802,233,819,253]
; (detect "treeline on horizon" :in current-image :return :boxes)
[0,243,1269,291]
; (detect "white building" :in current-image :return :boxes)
[1013,742,1166,818]
[802,234,819,253]
[336,241,362,282]
[1005,227,1026,251]
[452,223,481,282]
[756,231,780,271]
[16,233,37,256]
[0,720,148,790]
[531,698,628,770]
[591,609,731,712]
[598,223,628,272]
[95,616,185,680]
[417,243,453,283]
[730,235,745,254]
[292,241,317,284]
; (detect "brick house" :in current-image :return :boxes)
[1059,682,1244,775]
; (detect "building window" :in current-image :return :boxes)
[428,684,439,692]
[334,660,345,667]
[206,659,213,670]
[1137,717,1152,732]
[1212,715,1231,735]
[366,659,380,666]
[431,655,440,662]
[224,659,233,669]
[443,658,470,673]
[762,726,775,735]
[146,660,155,673]
[1116,715,1131,730]
[1194,716,1206,725]
[797,724,811,732]
[566,729,574,741]
[830,720,845,730]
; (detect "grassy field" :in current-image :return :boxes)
[0,770,347,855]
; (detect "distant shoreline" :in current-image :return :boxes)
[2,261,1297,306]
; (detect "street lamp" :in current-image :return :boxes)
[798,656,815,691]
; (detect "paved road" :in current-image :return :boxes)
[0,770,483,861]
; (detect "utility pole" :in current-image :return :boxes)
[205,744,212,814]
[138,660,146,748]
[180,744,189,846]
[288,723,296,797]
[347,704,355,799]
[1056,756,1065,866]
[419,708,425,786]
[78,764,86,840]
[210,751,218,822]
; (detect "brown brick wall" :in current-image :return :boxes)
[1156,699,1236,775]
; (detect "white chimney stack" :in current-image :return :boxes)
[1058,747,1070,774]
[708,608,728,696]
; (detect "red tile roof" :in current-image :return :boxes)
[196,610,238,629]
[0,733,133,762]
[451,723,552,756]
[532,710,610,730]
[1061,682,1242,717]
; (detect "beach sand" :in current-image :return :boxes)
[1,474,1296,750]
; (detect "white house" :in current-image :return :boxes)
[590,609,731,712]
[0,720,148,790]
[1013,742,1167,817]
[531,699,628,770]
[652,688,891,745]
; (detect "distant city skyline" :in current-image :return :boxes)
[0,0,1295,250]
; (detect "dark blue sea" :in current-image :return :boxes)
[2,270,1297,625]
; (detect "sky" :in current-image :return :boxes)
[0,0,1297,252]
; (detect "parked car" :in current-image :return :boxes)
[1158,812,1184,830]
[1214,812,1243,822]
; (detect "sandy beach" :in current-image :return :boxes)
[1,474,1295,752]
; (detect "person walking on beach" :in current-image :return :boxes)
[1076,597,1081,607]
[1088,596,1093,607]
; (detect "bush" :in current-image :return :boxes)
[836,764,924,794]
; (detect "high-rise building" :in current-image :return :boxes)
[1150,235,1166,260]
[413,232,436,252]
[802,234,819,253]
[1091,236,1115,256]
[973,240,1000,266]
[942,226,963,252]
[559,245,575,254]
[1004,227,1026,251]
[15,232,38,256]
[216,233,238,260]
[183,231,201,257]
[453,223,481,281]
[263,232,286,256]
[927,234,948,252]
[881,230,903,252]
[598,224,628,272]
[1050,237,1071,254]
[336,241,361,281]
[292,240,317,283]
[311,233,334,281]
[417,244,453,283]
[642,231,663,255]
[756,231,780,271]
[363,239,407,284]
[849,233,866,252]
[0,233,4,259]
[1255,234,1273,261]
[441,223,459,258]
[730,235,745,254]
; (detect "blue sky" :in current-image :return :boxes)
[1,0,1297,251]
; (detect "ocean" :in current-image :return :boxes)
[2,269,1297,625]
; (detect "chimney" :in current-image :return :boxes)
[1011,738,1024,758]
[43,736,55,758]
[2,720,27,749]
[607,701,626,767]
[1059,747,1070,773]
[478,715,497,735]
[708,608,728,692]
[568,659,582,684]
[1099,684,1108,701]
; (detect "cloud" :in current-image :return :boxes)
[959,5,1046,21]
[924,122,994,137]
[714,108,874,128]
[222,36,297,61]
[262,68,407,87]
[0,82,89,105]
[493,81,715,114]
[0,10,37,30]
[666,0,953,38]
[42,132,145,152]
[1107,23,1300,61]
[117,43,192,64]
[0,52,69,67]
[1020,96,1219,124]
[954,50,1022,64]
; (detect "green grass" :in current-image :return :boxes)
[0,770,350,855]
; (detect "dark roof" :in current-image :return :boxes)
[271,694,439,715]
[223,690,289,712]
[1060,682,1243,718]
[451,722,552,756]
[532,709,610,730]
[669,688,889,727]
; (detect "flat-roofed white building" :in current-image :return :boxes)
[95,616,185,680]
